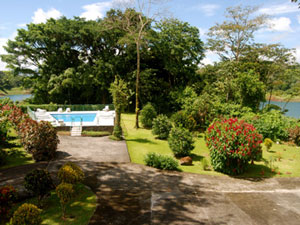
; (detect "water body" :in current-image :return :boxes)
[0,94,32,102]
[262,101,300,118]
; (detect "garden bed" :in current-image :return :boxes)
[1,184,97,225]
[123,114,300,177]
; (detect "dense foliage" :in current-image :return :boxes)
[168,127,195,157]
[242,111,290,141]
[1,104,59,162]
[0,185,17,219]
[24,169,54,205]
[152,115,172,139]
[205,118,263,175]
[10,203,42,225]
[58,162,84,184]
[140,103,157,129]
[144,152,179,170]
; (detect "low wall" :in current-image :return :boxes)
[55,126,113,133]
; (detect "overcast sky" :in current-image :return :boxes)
[0,0,299,70]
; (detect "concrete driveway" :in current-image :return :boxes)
[56,135,130,163]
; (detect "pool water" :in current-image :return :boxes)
[51,113,96,122]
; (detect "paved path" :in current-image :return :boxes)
[56,135,130,162]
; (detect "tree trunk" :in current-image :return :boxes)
[135,41,140,128]
[268,88,273,105]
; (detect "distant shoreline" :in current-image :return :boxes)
[267,95,300,103]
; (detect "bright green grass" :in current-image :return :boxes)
[0,87,31,96]
[3,184,97,225]
[123,113,300,178]
[0,129,34,170]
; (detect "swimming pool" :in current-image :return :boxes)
[50,113,97,122]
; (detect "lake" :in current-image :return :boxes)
[0,94,32,102]
[262,101,300,118]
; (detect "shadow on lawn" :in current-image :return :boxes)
[126,138,157,144]
[190,153,204,162]
[233,163,276,181]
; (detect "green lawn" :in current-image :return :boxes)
[0,129,34,170]
[0,87,31,96]
[2,184,97,225]
[123,113,300,178]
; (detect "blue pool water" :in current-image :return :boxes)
[51,113,96,122]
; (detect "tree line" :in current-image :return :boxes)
[1,5,299,119]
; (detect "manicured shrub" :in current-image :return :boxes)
[58,162,84,184]
[171,111,196,131]
[264,138,273,151]
[140,103,157,129]
[205,118,263,175]
[0,185,17,219]
[144,152,179,170]
[201,158,209,171]
[24,169,54,206]
[18,119,59,161]
[56,183,74,218]
[168,127,195,157]
[152,114,172,139]
[10,203,42,225]
[288,125,300,146]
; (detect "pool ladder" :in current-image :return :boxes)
[70,117,83,136]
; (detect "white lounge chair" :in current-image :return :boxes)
[57,108,63,113]
[66,108,71,112]
[103,105,109,112]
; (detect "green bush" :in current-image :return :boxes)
[140,103,157,129]
[243,110,289,141]
[10,203,42,225]
[171,110,196,131]
[205,118,263,175]
[152,115,172,139]
[56,183,74,218]
[168,127,195,157]
[0,185,17,219]
[24,169,54,206]
[144,152,179,170]
[264,138,273,151]
[58,162,84,184]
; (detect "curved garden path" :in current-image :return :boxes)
[2,135,300,224]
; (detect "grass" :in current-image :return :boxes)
[2,184,97,225]
[0,87,31,96]
[82,131,111,137]
[123,113,300,178]
[0,129,34,170]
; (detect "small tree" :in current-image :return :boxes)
[109,76,132,139]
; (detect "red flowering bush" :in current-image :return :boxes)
[205,118,263,175]
[0,185,17,219]
[1,104,59,161]
[19,119,59,161]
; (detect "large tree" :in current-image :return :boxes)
[207,5,267,61]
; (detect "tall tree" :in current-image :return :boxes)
[207,5,267,61]
[109,0,167,128]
